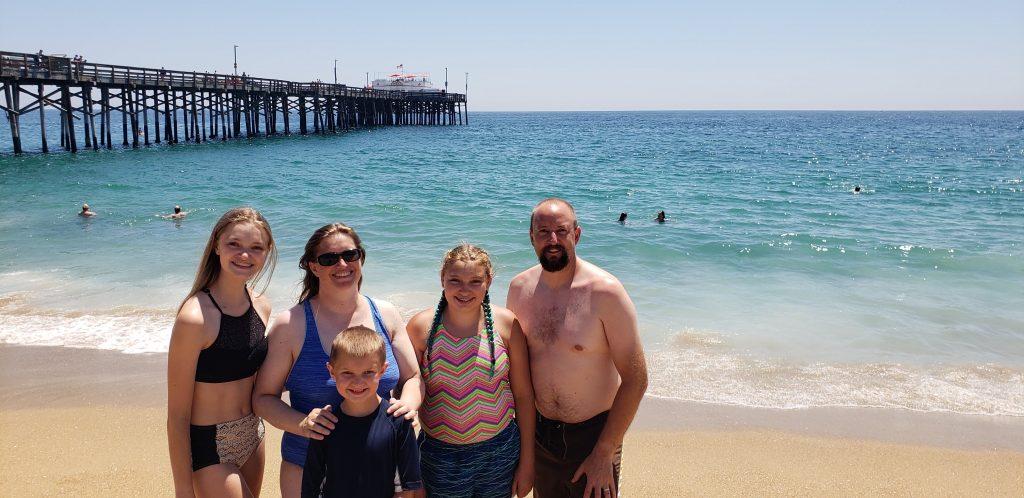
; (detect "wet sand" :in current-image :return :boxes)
[1,345,1022,497]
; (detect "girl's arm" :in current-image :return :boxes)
[507,316,536,498]
[252,308,336,438]
[167,299,206,498]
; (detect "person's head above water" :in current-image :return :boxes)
[529,198,581,273]
[656,210,666,222]
[618,212,627,222]
[82,203,89,212]
[854,186,862,193]
[174,205,182,214]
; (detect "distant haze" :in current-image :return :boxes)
[2,0,1022,111]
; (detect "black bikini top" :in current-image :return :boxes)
[194,288,269,383]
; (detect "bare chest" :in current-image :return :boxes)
[519,290,605,354]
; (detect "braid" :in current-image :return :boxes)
[483,292,496,377]
[424,292,447,377]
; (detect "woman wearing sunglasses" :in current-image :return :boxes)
[253,223,423,498]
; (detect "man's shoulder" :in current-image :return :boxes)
[577,259,625,293]
[577,260,633,317]
[509,265,542,290]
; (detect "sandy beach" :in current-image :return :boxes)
[1,344,1022,497]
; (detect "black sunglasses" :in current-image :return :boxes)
[316,248,363,266]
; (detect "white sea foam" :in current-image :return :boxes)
[0,295,173,354]
[2,296,1022,417]
[646,329,1024,417]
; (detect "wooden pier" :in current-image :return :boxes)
[0,51,467,154]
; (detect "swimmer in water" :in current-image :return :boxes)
[163,205,187,220]
[655,210,666,223]
[618,212,627,223]
[853,186,862,194]
[79,203,97,217]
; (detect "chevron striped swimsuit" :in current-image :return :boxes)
[419,323,519,498]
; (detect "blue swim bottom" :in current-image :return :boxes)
[419,420,521,498]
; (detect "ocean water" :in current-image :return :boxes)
[1,111,1022,416]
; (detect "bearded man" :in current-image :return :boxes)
[507,198,648,498]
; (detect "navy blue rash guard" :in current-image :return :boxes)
[302,398,422,498]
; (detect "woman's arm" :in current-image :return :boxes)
[379,302,424,419]
[167,299,207,498]
[252,308,336,439]
[506,315,536,498]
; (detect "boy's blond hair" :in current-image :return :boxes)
[329,325,386,366]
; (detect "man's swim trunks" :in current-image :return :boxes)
[533,410,623,498]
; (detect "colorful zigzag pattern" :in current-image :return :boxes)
[421,325,515,445]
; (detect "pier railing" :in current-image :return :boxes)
[0,51,464,102]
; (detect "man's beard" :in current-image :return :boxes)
[538,245,570,272]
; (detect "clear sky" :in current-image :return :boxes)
[3,0,1022,110]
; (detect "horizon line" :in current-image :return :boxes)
[467,108,1024,113]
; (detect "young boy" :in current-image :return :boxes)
[302,326,422,498]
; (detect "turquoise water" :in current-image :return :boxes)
[1,111,1022,415]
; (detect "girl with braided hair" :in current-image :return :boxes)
[407,243,536,498]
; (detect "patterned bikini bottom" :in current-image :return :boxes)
[190,412,265,471]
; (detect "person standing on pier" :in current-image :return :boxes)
[507,198,648,498]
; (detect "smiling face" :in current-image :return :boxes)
[215,221,269,281]
[327,355,386,402]
[530,202,581,273]
[310,233,362,291]
[442,259,492,311]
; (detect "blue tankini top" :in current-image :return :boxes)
[281,296,400,466]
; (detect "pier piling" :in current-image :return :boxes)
[1,51,466,154]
